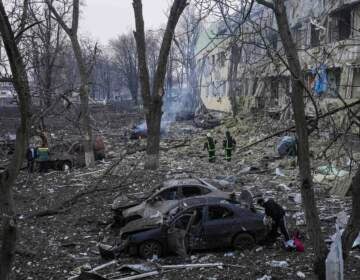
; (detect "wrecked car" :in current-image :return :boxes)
[36,136,105,171]
[103,196,267,259]
[111,178,237,226]
[0,133,16,155]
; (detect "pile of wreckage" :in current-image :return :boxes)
[69,177,271,280]
[129,111,222,140]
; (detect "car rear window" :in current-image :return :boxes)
[157,187,178,200]
[182,186,202,197]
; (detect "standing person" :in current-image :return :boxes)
[257,198,291,244]
[203,133,216,162]
[26,143,37,173]
[37,144,49,173]
[223,131,236,161]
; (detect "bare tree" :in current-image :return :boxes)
[91,51,118,101]
[132,0,188,169]
[47,0,95,167]
[0,1,31,278]
[173,6,205,112]
[110,33,139,105]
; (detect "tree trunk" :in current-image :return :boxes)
[145,99,162,170]
[71,37,95,167]
[271,0,328,278]
[79,86,94,167]
[342,166,360,259]
[0,2,31,278]
[48,0,95,167]
[0,176,17,280]
[228,42,241,116]
[133,0,188,170]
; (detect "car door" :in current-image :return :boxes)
[167,207,204,256]
[201,205,235,249]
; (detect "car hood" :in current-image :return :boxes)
[112,192,151,210]
[123,200,181,219]
[120,215,163,236]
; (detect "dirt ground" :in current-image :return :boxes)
[1,105,360,280]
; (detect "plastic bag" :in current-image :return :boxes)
[326,225,344,280]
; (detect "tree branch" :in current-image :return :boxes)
[46,0,71,35]
[256,0,274,10]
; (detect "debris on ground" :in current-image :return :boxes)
[1,106,359,280]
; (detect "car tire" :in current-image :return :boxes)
[138,240,163,259]
[232,232,255,251]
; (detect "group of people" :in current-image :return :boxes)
[203,131,300,249]
[26,133,49,173]
[203,131,236,162]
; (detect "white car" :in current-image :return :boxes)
[111,178,237,227]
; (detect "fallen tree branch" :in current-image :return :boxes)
[27,148,144,218]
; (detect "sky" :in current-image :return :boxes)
[80,0,171,45]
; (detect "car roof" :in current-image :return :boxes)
[178,196,239,209]
[162,178,218,190]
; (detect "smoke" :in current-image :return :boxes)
[162,87,196,123]
[130,87,196,139]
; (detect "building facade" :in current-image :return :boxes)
[196,0,360,116]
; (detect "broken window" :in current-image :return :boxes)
[173,208,202,229]
[182,186,202,197]
[329,7,352,42]
[207,206,233,220]
[270,77,279,106]
[156,187,178,200]
[310,23,320,47]
[268,31,278,50]
[351,68,360,98]
[327,68,341,97]
[291,23,305,48]
[217,51,226,67]
[173,214,192,229]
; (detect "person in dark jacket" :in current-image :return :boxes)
[223,131,236,161]
[26,144,37,173]
[257,198,290,242]
[203,133,216,162]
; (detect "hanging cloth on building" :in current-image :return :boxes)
[313,64,328,96]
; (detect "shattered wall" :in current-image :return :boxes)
[196,23,232,112]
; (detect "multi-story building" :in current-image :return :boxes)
[196,0,360,116]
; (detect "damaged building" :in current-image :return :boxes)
[196,0,360,118]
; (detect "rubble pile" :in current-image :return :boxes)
[1,107,359,280]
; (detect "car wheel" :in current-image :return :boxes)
[138,240,163,259]
[233,232,255,251]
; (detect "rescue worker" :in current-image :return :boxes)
[223,131,236,161]
[26,143,37,173]
[203,133,216,162]
[257,198,290,243]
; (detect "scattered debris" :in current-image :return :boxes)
[269,260,289,268]
[296,271,306,278]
